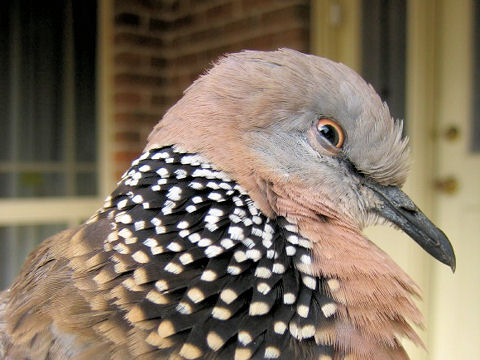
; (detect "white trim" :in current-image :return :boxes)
[98,0,116,197]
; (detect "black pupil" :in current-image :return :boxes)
[319,124,339,145]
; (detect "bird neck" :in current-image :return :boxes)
[265,181,425,354]
[100,146,425,359]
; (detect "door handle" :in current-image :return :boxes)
[434,176,459,195]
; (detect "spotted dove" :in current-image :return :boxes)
[0,49,455,360]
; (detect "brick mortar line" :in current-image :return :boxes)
[114,0,305,23]
[114,2,307,38]
[112,22,307,61]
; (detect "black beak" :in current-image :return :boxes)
[365,181,456,272]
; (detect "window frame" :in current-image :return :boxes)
[0,0,115,229]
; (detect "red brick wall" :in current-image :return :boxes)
[112,0,310,178]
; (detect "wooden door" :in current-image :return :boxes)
[429,0,480,358]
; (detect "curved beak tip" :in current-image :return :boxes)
[436,231,456,273]
[428,238,456,273]
[449,255,456,273]
[366,182,457,273]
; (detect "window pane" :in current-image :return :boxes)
[0,172,66,198]
[0,223,67,289]
[74,0,98,163]
[18,172,66,197]
[76,171,98,196]
[0,2,12,162]
[0,0,98,198]
[17,0,66,163]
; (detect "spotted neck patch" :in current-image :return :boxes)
[93,146,339,359]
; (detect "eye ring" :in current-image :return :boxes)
[316,118,344,149]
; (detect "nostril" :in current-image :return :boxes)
[400,206,417,215]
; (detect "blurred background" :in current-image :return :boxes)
[0,0,478,358]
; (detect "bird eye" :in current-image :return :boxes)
[316,118,344,149]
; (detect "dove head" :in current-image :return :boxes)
[147,48,455,271]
